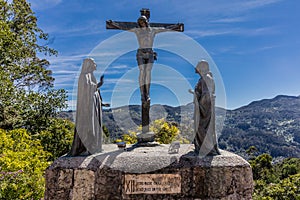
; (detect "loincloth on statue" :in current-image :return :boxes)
[136,48,157,60]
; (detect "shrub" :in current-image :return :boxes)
[0,129,50,199]
[35,118,74,160]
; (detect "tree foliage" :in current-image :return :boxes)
[254,174,300,200]
[0,0,67,132]
[250,153,275,182]
[35,118,74,161]
[0,0,57,85]
[0,129,50,199]
[249,148,300,199]
[0,1,71,198]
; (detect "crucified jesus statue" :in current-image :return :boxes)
[106,8,184,137]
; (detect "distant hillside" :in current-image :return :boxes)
[59,95,300,158]
[219,95,300,158]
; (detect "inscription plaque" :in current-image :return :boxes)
[124,174,181,194]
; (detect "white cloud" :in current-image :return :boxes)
[48,54,87,65]
[233,44,281,55]
[240,27,278,37]
[210,17,247,23]
[187,26,277,38]
[186,30,234,37]
[237,0,282,11]
[53,75,76,84]
[98,70,126,75]
[174,0,282,16]
[111,65,129,69]
[51,70,78,74]
[105,78,135,84]
[258,45,280,51]
[46,21,105,37]
[28,0,62,10]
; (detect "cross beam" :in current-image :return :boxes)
[106,21,184,32]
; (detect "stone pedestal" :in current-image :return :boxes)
[137,132,155,143]
[44,144,253,200]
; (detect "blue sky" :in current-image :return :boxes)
[27,0,300,110]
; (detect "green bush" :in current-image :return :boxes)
[0,129,50,199]
[123,130,138,144]
[151,119,180,144]
[250,153,275,182]
[35,118,74,161]
[122,119,189,144]
[253,174,300,200]
[249,149,300,199]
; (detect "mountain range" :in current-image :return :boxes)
[59,95,300,158]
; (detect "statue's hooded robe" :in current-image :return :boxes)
[69,58,102,156]
[193,61,219,156]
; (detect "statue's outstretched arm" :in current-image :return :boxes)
[166,23,182,31]
[106,20,121,29]
[106,20,134,31]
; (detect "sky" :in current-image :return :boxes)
[26,0,300,110]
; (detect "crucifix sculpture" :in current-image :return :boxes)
[106,8,184,142]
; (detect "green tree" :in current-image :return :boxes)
[250,151,300,199]
[275,158,300,180]
[35,118,74,160]
[0,0,67,132]
[253,174,300,200]
[246,145,258,159]
[0,129,50,199]
[250,153,276,183]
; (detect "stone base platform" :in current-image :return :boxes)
[44,144,253,200]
